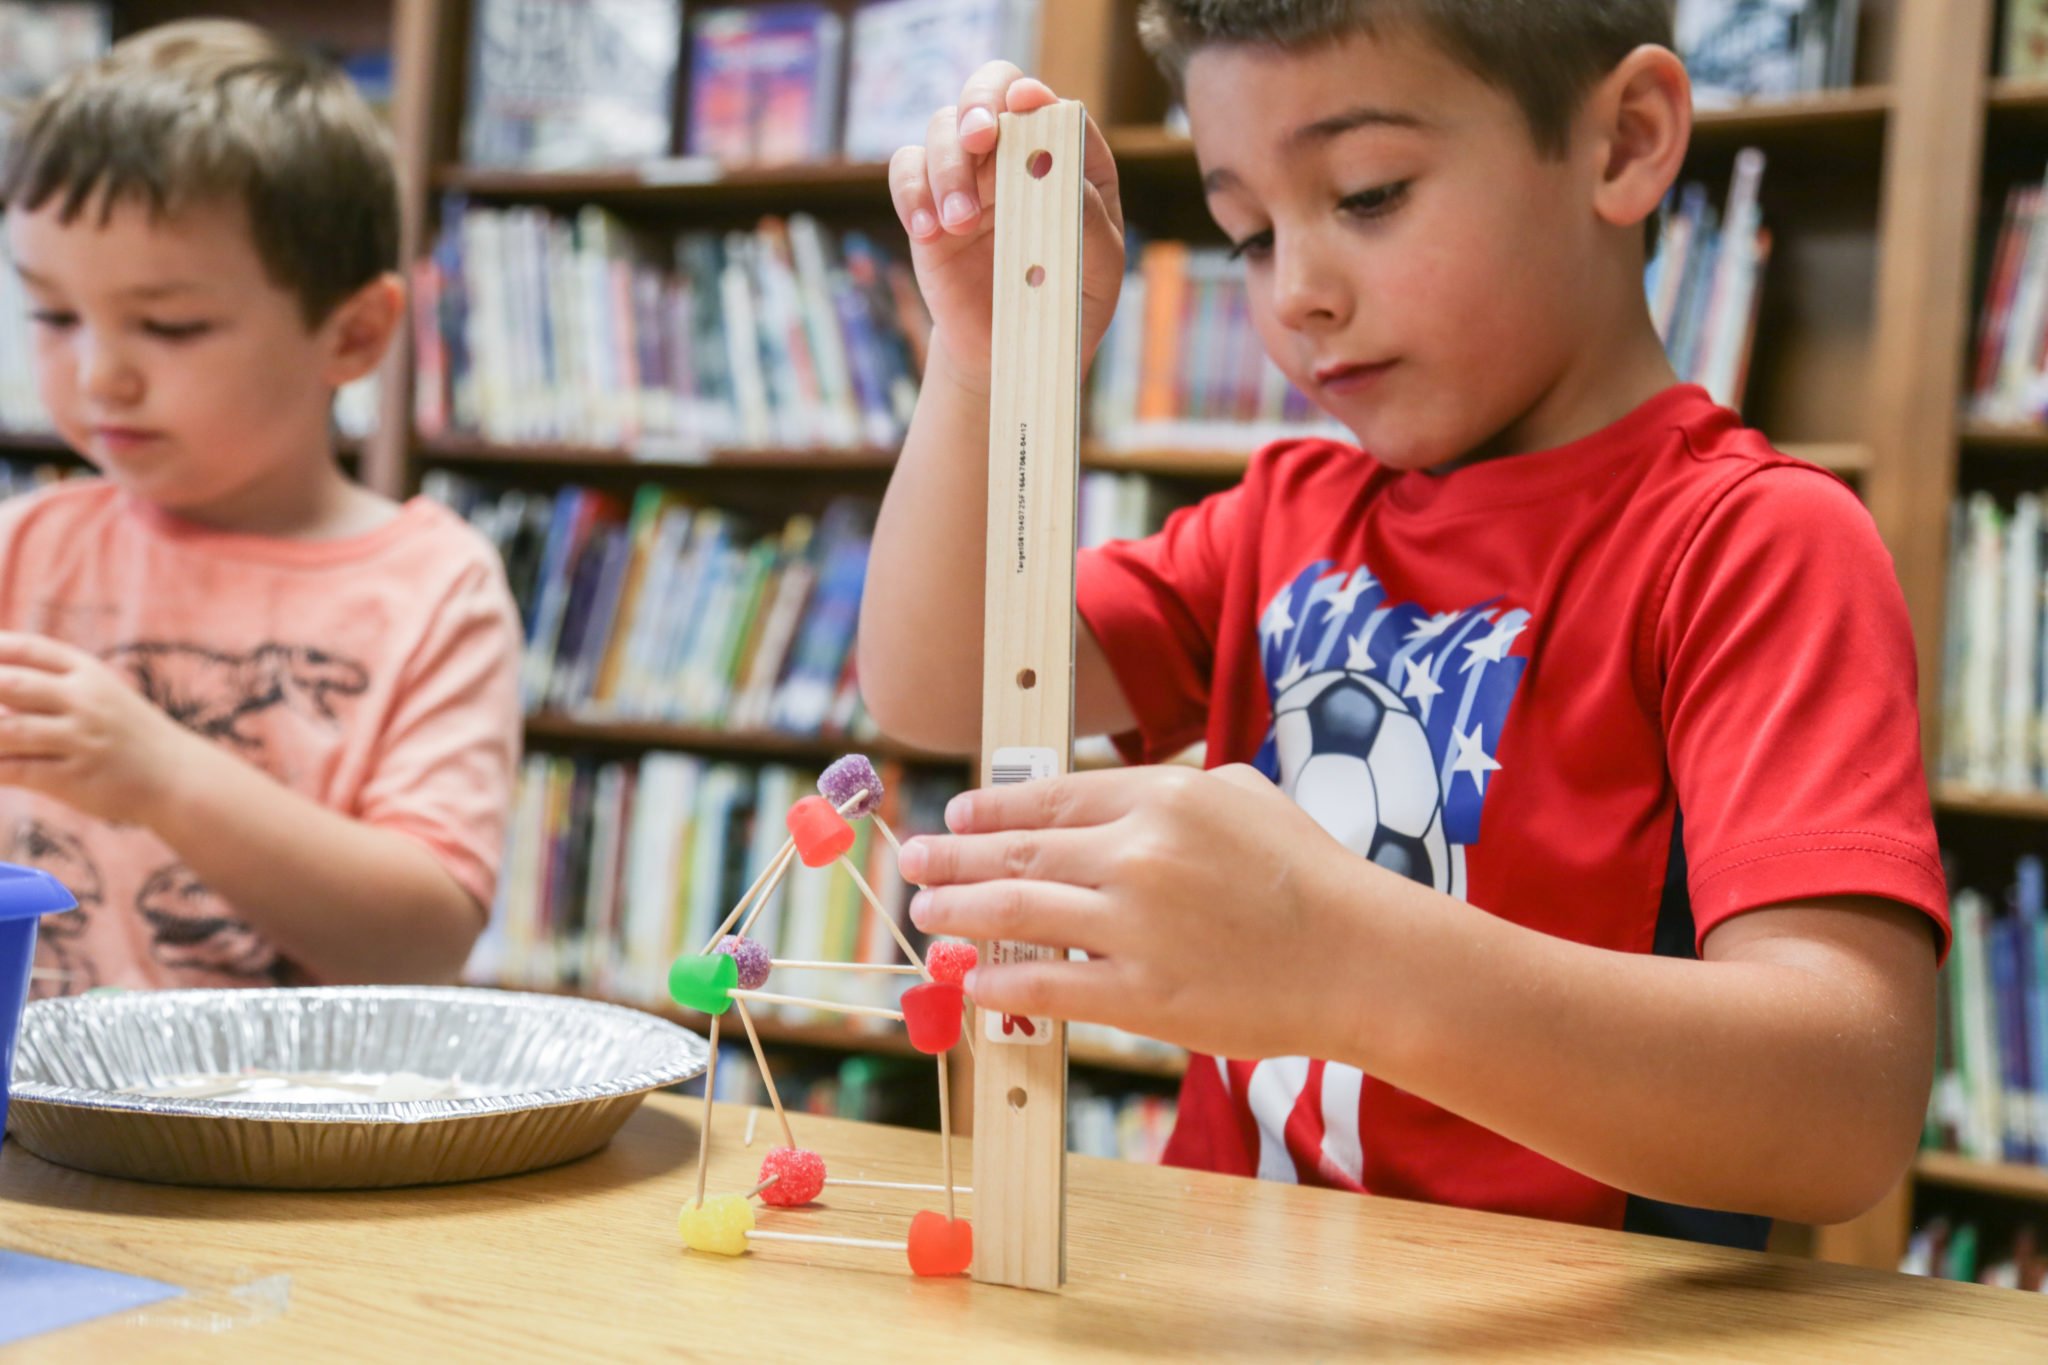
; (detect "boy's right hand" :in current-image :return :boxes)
[888,63,1127,396]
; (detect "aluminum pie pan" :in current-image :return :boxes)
[7,985,707,1189]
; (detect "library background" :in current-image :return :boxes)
[3,0,2047,1292]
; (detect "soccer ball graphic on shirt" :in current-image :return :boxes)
[1271,667,1457,896]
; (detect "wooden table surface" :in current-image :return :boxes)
[4,1093,2046,1361]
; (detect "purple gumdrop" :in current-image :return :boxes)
[818,754,883,818]
[715,936,771,990]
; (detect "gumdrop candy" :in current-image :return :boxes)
[715,935,772,990]
[925,940,977,986]
[679,1194,755,1256]
[819,754,884,818]
[757,1146,826,1207]
[906,1211,973,1277]
[669,951,738,1015]
[901,981,965,1054]
[787,795,856,868]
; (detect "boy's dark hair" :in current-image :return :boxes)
[1137,0,1675,158]
[1,19,398,326]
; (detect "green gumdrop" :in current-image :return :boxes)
[668,952,739,1015]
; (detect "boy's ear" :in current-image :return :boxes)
[1585,45,1692,238]
[319,271,404,388]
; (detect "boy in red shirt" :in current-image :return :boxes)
[860,1,1946,1246]
[0,22,521,995]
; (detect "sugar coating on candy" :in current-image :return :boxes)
[678,1193,755,1256]
[926,940,977,986]
[819,754,884,818]
[787,795,856,868]
[715,936,772,991]
[906,1210,973,1277]
[757,1146,826,1207]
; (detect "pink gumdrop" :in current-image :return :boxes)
[715,935,772,990]
[787,795,856,869]
[907,1210,973,1276]
[758,1147,826,1206]
[901,981,965,1054]
[925,940,977,986]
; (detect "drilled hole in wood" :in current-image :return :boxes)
[1025,264,1045,287]
[1026,149,1052,179]
[1017,668,1036,689]
[1008,1086,1028,1111]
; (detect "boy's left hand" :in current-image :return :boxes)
[901,764,1377,1061]
[0,633,198,825]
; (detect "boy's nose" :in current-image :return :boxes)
[1269,240,1354,334]
[78,334,143,407]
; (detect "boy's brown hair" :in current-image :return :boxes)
[1137,0,1675,158]
[1,19,398,326]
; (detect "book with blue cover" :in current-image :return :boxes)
[464,0,681,169]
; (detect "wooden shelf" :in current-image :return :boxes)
[524,711,965,767]
[434,157,891,209]
[1914,1151,2048,1201]
[1070,1038,1188,1079]
[0,430,73,456]
[1933,783,2048,820]
[1959,419,2048,452]
[1688,86,1894,141]
[417,434,898,473]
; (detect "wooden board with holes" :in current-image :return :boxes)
[973,98,1087,1292]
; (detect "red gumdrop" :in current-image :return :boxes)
[758,1146,826,1206]
[901,981,965,1054]
[786,795,856,869]
[925,940,977,986]
[906,1210,973,1277]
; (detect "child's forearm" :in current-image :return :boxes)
[1314,866,1935,1224]
[140,734,484,984]
[858,337,993,753]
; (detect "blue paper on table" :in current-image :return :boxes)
[0,1250,183,1345]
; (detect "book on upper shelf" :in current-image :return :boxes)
[840,0,1040,163]
[1967,164,2048,428]
[1646,148,1772,411]
[2007,0,2048,80]
[463,0,682,171]
[685,4,844,168]
[0,1,106,103]
[1674,0,1861,107]
[1939,490,2048,797]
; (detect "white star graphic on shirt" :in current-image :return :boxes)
[1345,628,1377,673]
[1274,656,1314,694]
[1451,723,1503,795]
[1400,654,1444,721]
[1260,593,1296,650]
[1326,570,1376,623]
[1461,616,1528,672]
[1405,610,1458,644]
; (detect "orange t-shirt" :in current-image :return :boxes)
[0,481,522,997]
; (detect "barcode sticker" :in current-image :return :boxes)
[985,746,1061,1044]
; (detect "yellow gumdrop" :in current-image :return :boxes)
[678,1193,755,1256]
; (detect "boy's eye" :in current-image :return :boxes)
[1338,181,1411,221]
[28,310,77,331]
[1225,229,1273,263]
[142,320,213,341]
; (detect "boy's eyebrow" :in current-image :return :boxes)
[13,265,205,300]
[1201,106,1431,193]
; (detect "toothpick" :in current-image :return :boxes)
[872,813,906,860]
[836,855,929,977]
[744,1108,759,1148]
[700,842,797,955]
[693,1014,722,1209]
[745,1230,907,1252]
[770,959,922,974]
[825,1179,974,1194]
[744,1172,782,1200]
[734,999,796,1150]
[937,1053,957,1221]
[726,989,904,1022]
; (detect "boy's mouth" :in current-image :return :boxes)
[1313,360,1396,396]
[89,424,166,452]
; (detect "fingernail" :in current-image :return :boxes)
[959,107,996,138]
[908,890,933,928]
[962,967,979,996]
[900,839,927,879]
[942,192,977,228]
[909,207,938,239]
[944,794,970,832]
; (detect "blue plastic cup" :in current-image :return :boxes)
[0,862,78,1141]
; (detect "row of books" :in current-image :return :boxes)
[1902,1215,2048,1293]
[1077,470,1177,551]
[0,1,105,103]
[1646,151,1771,411]
[1069,1081,1178,1164]
[425,473,876,733]
[1674,0,1861,107]
[1089,241,1344,453]
[2010,1,2048,80]
[1925,857,2048,1167]
[463,0,1038,173]
[412,202,928,452]
[686,1042,944,1131]
[0,457,79,500]
[1967,167,2048,427]
[1940,493,2048,793]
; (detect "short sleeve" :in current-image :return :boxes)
[1655,466,1949,959]
[355,557,523,912]
[1077,475,1250,765]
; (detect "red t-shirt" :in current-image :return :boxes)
[1075,384,1948,1247]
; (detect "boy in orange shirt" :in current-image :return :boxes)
[0,21,520,995]
[861,2,1945,1244]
